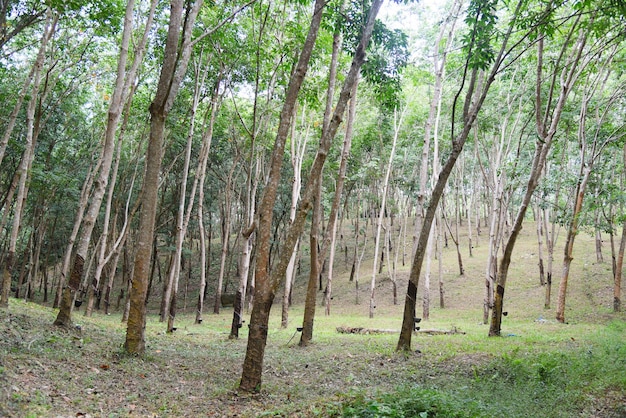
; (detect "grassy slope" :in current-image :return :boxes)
[1,227,625,417]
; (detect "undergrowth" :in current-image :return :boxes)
[323,320,626,418]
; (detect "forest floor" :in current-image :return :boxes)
[1,230,625,417]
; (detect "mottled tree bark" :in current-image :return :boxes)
[240,0,326,390]
[2,11,55,309]
[399,0,523,350]
[489,16,588,336]
[125,0,202,354]
[240,0,380,391]
[56,0,156,326]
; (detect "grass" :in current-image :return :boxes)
[1,229,625,416]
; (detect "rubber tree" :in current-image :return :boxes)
[124,0,254,354]
[397,0,526,351]
[1,10,56,309]
[555,46,624,323]
[54,0,156,326]
[124,0,203,355]
[238,0,326,390]
[488,1,619,336]
[240,0,382,391]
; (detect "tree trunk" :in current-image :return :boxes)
[535,203,546,286]
[54,161,96,308]
[240,0,379,391]
[299,181,322,346]
[239,0,326,390]
[281,106,308,327]
[422,225,434,320]
[555,54,617,321]
[55,0,156,326]
[163,57,208,330]
[322,31,351,317]
[370,107,403,318]
[214,162,237,315]
[490,18,588,336]
[614,219,625,312]
[125,0,203,354]
[556,173,589,323]
[2,12,56,309]
[437,214,445,308]
[398,0,523,351]
[196,82,220,325]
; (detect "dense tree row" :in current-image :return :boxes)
[1,0,625,391]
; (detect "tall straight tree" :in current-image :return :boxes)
[281,106,309,328]
[300,12,343,340]
[240,0,383,391]
[239,0,326,389]
[124,0,254,354]
[1,10,56,308]
[124,0,203,354]
[54,0,156,327]
[165,56,210,331]
[421,0,462,320]
[489,3,605,336]
[323,78,358,315]
[555,48,624,323]
[397,0,526,351]
[370,107,404,318]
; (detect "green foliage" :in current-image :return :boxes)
[49,0,125,36]
[333,323,626,417]
[340,388,485,417]
[333,0,409,109]
[462,0,498,71]
[361,23,409,110]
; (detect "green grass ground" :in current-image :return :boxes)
[1,230,625,417]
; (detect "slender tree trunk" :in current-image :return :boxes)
[322,37,352,318]
[239,0,326,390]
[0,54,36,170]
[302,25,344,325]
[299,181,322,346]
[614,219,625,312]
[484,178,503,324]
[354,206,369,305]
[240,0,379,391]
[536,203,546,286]
[230,161,259,337]
[196,83,220,325]
[555,56,618,321]
[398,0,523,351]
[55,0,156,326]
[2,12,55,309]
[281,106,308,327]
[490,19,588,336]
[437,214,445,308]
[85,119,125,317]
[164,58,207,329]
[214,163,237,315]
[615,144,626,312]
[422,226,434,320]
[556,172,590,323]
[125,0,203,355]
[370,107,403,318]
[594,211,603,263]
[54,161,96,308]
